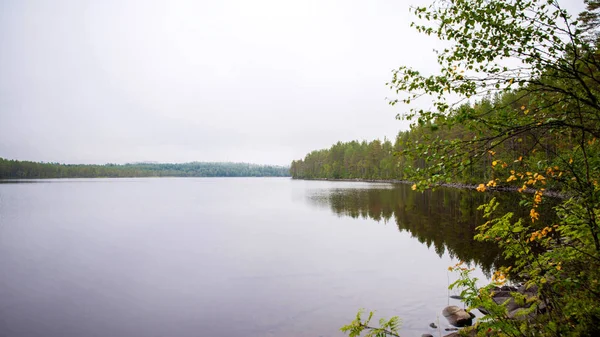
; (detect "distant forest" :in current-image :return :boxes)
[0,158,290,179]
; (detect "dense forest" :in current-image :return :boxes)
[290,91,567,187]
[0,158,290,179]
[291,137,402,181]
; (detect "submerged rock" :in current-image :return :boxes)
[442,305,474,327]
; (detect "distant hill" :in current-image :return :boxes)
[0,158,290,179]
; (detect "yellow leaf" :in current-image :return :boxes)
[530,209,540,222]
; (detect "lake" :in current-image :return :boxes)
[0,178,505,337]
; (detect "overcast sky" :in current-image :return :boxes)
[0,0,586,166]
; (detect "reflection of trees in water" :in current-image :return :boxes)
[309,184,519,274]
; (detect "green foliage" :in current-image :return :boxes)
[449,196,600,336]
[0,158,290,178]
[390,0,600,335]
[333,0,600,335]
[340,309,401,337]
[290,138,402,181]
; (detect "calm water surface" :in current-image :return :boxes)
[0,178,503,337]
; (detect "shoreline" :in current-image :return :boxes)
[0,176,291,180]
[292,177,566,198]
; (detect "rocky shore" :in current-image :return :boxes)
[420,284,540,337]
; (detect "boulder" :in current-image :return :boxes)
[477,284,542,319]
[442,305,474,327]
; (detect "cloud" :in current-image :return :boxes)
[6,0,583,165]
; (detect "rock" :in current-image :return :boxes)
[477,284,542,320]
[422,334,434,337]
[477,307,490,315]
[449,295,463,300]
[491,295,520,312]
[429,322,437,328]
[500,285,518,291]
[442,305,474,327]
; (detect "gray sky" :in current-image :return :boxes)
[0,0,585,166]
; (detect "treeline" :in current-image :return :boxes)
[291,138,400,180]
[0,158,290,179]
[289,128,471,181]
[290,91,568,186]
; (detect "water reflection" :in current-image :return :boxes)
[0,178,556,337]
[308,183,511,273]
